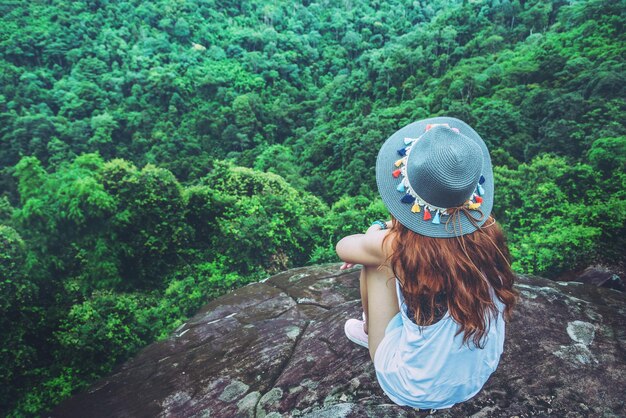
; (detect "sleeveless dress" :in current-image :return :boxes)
[373,280,505,409]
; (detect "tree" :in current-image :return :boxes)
[587,136,626,175]
[204,162,326,274]
[253,144,306,188]
[89,113,118,158]
[173,18,191,39]
[101,160,189,290]
[0,225,37,408]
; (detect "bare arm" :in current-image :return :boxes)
[336,223,390,268]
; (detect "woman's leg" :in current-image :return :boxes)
[361,265,399,362]
[359,268,368,333]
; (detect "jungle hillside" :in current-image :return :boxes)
[1,0,624,415]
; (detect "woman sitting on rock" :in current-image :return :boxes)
[336,117,517,410]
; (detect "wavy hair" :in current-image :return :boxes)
[384,216,517,347]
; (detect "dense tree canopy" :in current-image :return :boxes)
[0,0,624,415]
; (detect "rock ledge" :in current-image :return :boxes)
[52,264,626,417]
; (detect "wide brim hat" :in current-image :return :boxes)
[376,116,493,238]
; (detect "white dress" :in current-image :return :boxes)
[373,280,505,409]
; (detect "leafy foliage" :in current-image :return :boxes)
[0,0,624,415]
[0,225,38,408]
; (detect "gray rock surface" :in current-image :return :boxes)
[51,264,626,417]
[570,265,625,291]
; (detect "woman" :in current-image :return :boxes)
[336,117,517,410]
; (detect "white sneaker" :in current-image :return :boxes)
[344,318,369,348]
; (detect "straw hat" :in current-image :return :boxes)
[375,117,493,237]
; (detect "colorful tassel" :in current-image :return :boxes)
[477,184,485,196]
[392,169,401,178]
[475,196,483,203]
[401,194,416,204]
[451,127,460,133]
[404,137,415,145]
[411,203,421,213]
[396,182,405,192]
[432,211,441,224]
[426,123,450,132]
[479,175,485,185]
[397,147,407,156]
[394,158,404,167]
[423,208,432,221]
[468,202,481,210]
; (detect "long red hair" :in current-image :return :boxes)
[384,216,517,347]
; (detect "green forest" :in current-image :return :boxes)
[0,0,624,415]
